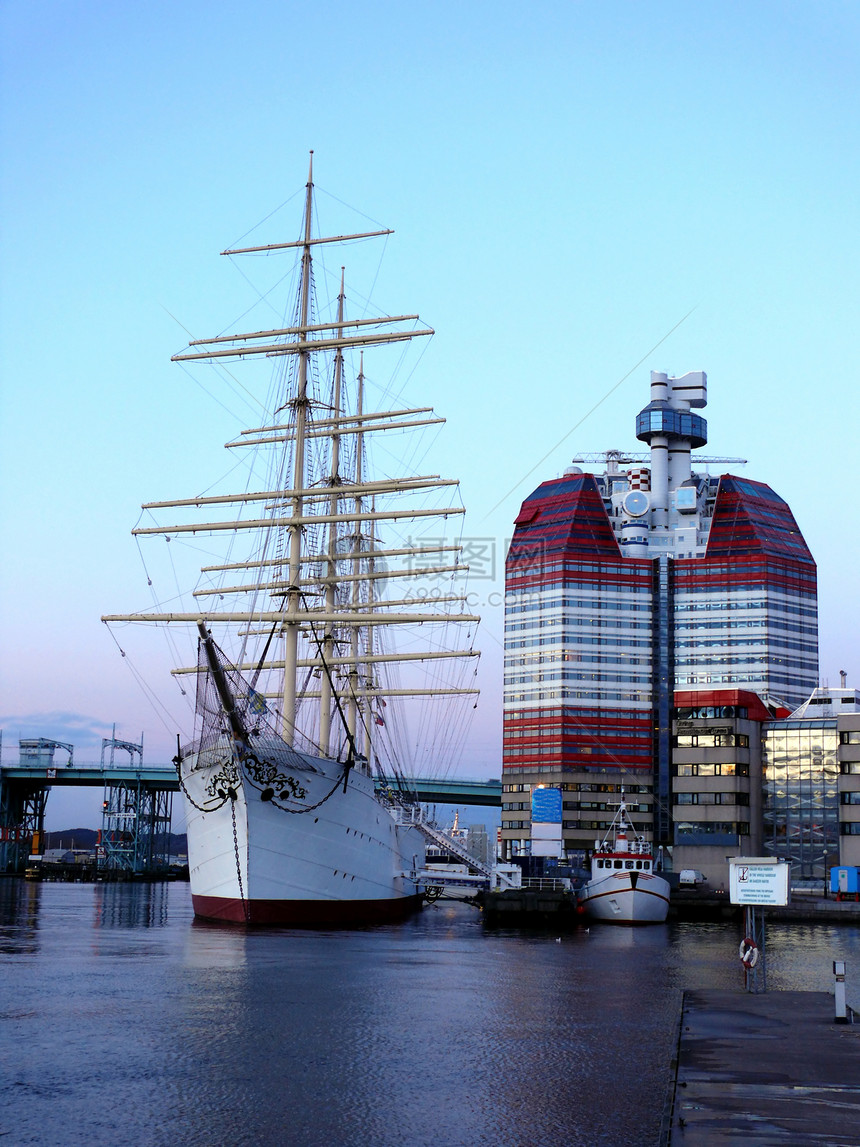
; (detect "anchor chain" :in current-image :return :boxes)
[173,739,228,814]
[231,798,249,923]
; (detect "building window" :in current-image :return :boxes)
[675,821,745,837]
[676,762,749,778]
[676,792,745,806]
[840,823,860,835]
[840,731,860,745]
[840,792,860,805]
[674,733,749,748]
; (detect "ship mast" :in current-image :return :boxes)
[282,152,316,743]
[347,355,365,750]
[364,493,378,769]
[102,156,482,755]
[318,267,346,755]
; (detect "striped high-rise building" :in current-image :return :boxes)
[501,371,818,861]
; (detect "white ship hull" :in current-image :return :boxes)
[579,870,670,924]
[182,741,426,925]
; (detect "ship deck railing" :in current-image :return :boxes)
[521,877,571,892]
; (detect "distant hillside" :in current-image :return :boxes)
[46,828,188,853]
[45,828,97,849]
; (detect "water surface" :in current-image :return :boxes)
[2,880,858,1146]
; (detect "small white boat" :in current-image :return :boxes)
[578,795,670,924]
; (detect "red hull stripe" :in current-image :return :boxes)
[192,892,424,927]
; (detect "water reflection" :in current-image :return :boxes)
[0,878,41,954]
[93,880,172,929]
[184,919,248,969]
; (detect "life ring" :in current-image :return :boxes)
[738,937,758,968]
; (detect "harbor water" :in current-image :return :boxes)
[2,880,860,1147]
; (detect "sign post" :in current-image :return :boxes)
[728,857,791,993]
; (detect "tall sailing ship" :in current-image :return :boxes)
[103,155,480,924]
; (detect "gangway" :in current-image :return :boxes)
[417,817,496,877]
[394,809,517,891]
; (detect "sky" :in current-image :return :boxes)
[2,1,859,829]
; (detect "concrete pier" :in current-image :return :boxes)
[671,891,860,923]
[477,885,580,925]
[664,989,860,1144]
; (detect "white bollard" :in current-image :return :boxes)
[834,960,848,1024]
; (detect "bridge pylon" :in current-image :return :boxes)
[0,739,71,872]
[99,731,173,875]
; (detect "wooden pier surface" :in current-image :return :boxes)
[665,989,860,1145]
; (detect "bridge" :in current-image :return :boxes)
[0,758,500,874]
[392,777,501,806]
[0,759,179,876]
[0,765,180,791]
[0,766,501,805]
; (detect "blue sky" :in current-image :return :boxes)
[2,1,858,827]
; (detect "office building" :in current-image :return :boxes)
[501,371,818,864]
[763,686,860,883]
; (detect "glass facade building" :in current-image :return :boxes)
[763,720,839,884]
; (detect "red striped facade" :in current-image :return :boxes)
[504,472,818,782]
[504,473,653,776]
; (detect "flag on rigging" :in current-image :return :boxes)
[248,688,268,715]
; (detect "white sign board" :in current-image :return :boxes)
[728,857,790,906]
[531,839,563,858]
[531,822,562,842]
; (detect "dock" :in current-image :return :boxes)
[670,890,860,923]
[478,886,860,926]
[663,989,860,1144]
[476,882,581,925]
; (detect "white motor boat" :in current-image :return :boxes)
[578,794,670,924]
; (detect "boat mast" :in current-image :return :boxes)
[196,620,249,757]
[347,354,365,750]
[363,494,377,769]
[102,161,484,730]
[282,151,315,743]
[319,268,346,755]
